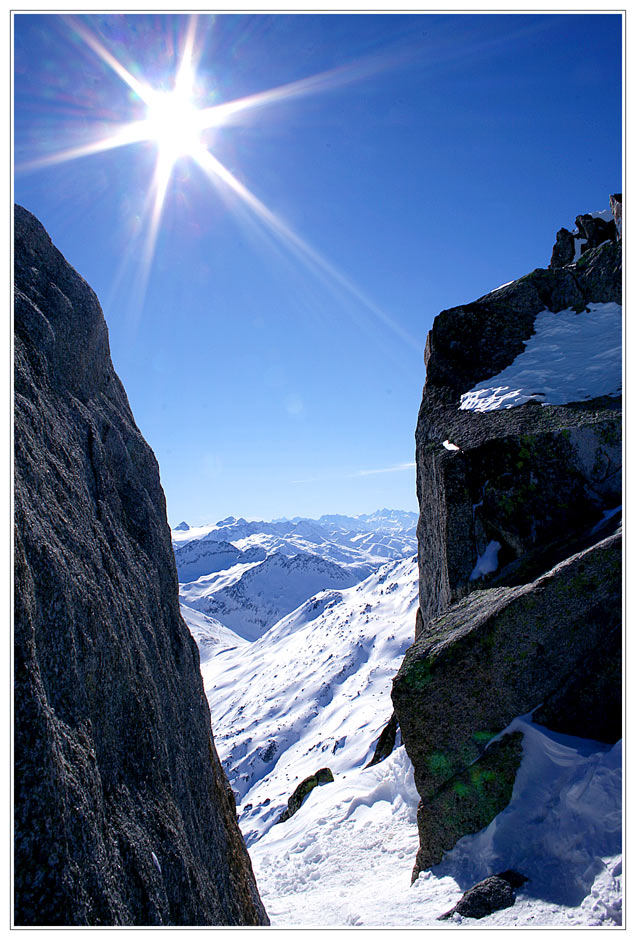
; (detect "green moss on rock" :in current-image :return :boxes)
[413,732,524,879]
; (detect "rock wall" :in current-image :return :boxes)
[393,201,622,878]
[14,205,269,926]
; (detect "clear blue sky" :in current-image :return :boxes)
[14,13,622,525]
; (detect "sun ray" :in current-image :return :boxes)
[175,14,199,97]
[16,119,155,173]
[193,47,410,133]
[192,146,421,351]
[136,152,174,301]
[65,15,154,105]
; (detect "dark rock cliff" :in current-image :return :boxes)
[392,199,622,878]
[14,205,269,926]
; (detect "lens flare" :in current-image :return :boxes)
[16,14,419,352]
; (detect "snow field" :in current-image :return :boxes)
[249,722,622,927]
[201,555,420,842]
[184,521,622,927]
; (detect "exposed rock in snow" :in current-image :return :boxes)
[438,870,527,920]
[277,767,334,823]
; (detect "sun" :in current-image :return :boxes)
[16,15,418,351]
[145,86,205,164]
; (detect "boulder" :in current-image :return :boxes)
[395,532,621,876]
[394,532,620,793]
[14,206,268,926]
[277,767,334,823]
[438,870,528,920]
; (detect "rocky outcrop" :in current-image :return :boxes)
[277,768,334,823]
[366,713,398,767]
[14,206,269,926]
[393,200,622,879]
[550,205,619,268]
[438,870,528,920]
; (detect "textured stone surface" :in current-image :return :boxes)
[414,733,523,877]
[14,205,269,926]
[393,533,621,806]
[415,414,621,624]
[438,871,527,920]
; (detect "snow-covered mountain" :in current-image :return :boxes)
[197,554,420,842]
[172,509,417,550]
[181,551,375,641]
[174,509,417,641]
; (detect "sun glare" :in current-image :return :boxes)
[145,88,204,162]
[16,14,418,350]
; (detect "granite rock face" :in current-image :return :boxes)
[393,200,622,878]
[14,205,269,926]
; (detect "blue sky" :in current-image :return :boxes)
[14,13,622,525]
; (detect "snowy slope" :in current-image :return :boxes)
[179,604,246,664]
[181,551,375,641]
[461,301,622,411]
[174,510,417,642]
[249,725,621,927]
[173,538,265,582]
[192,551,622,927]
[199,554,419,839]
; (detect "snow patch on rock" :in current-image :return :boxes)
[460,302,622,412]
[470,540,501,580]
